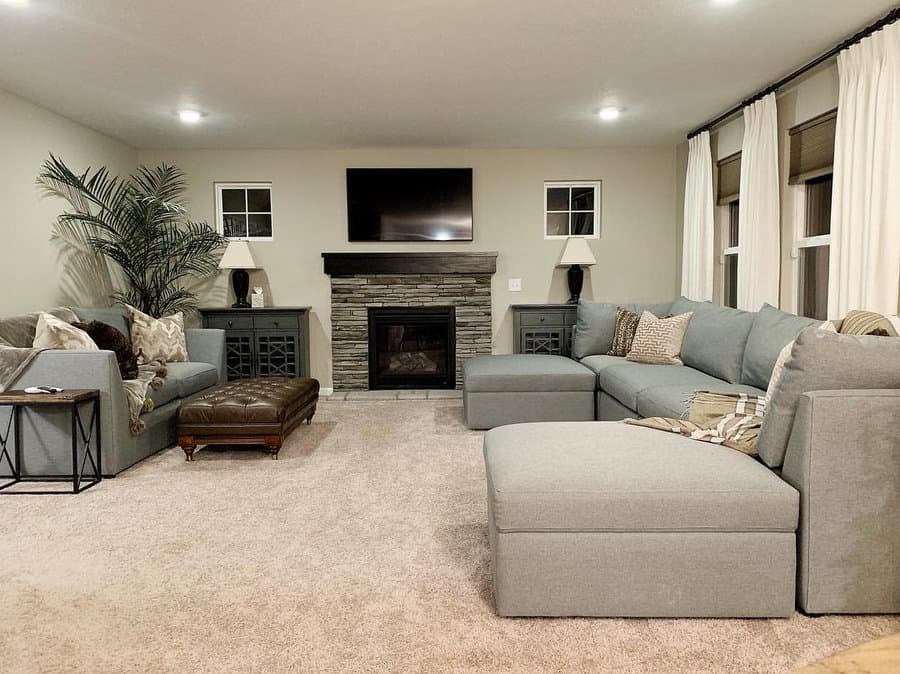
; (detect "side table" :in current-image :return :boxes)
[0,389,101,494]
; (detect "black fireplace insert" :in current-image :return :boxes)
[368,307,456,389]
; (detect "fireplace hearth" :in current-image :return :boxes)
[368,307,456,389]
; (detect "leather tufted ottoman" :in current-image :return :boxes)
[176,377,319,460]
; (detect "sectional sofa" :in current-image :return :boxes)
[464,298,900,618]
[2,307,225,476]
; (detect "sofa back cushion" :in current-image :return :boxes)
[670,297,755,383]
[757,327,900,467]
[572,300,673,359]
[74,307,131,342]
[741,304,820,389]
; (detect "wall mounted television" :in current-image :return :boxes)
[346,168,473,242]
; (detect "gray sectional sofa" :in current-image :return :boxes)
[465,297,900,618]
[4,307,225,476]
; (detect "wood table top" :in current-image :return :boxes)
[0,389,100,405]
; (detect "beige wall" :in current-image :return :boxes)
[0,88,137,314]
[137,147,679,388]
[708,62,839,310]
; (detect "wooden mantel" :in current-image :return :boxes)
[321,252,498,276]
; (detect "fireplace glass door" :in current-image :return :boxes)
[368,307,455,389]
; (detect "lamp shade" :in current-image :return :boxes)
[218,240,260,270]
[558,237,596,266]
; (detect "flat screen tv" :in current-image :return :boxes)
[346,168,473,242]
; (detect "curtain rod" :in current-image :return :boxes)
[686,6,900,140]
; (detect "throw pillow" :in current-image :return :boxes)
[32,312,99,351]
[126,306,188,364]
[764,321,837,403]
[626,311,693,365]
[607,307,641,356]
[73,320,139,380]
[839,309,900,337]
[756,327,900,468]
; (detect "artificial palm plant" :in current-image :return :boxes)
[38,155,226,317]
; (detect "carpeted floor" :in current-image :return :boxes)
[1,399,897,673]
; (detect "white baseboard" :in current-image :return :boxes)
[320,387,334,396]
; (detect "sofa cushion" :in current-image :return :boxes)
[579,354,626,378]
[598,362,719,410]
[572,301,674,359]
[167,362,220,398]
[670,297,755,383]
[73,307,131,341]
[741,304,820,389]
[757,327,900,468]
[636,383,766,419]
[462,355,596,393]
[147,378,180,408]
[484,422,798,533]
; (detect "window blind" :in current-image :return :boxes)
[716,152,741,205]
[788,109,837,185]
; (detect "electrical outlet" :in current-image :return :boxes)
[508,278,522,292]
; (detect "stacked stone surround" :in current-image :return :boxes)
[330,274,492,390]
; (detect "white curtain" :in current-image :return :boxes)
[736,93,781,311]
[680,131,715,300]
[828,22,900,317]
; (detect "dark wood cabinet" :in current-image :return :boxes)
[511,304,577,357]
[200,307,311,380]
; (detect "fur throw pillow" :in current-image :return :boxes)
[73,320,139,380]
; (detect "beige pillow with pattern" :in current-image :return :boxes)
[626,311,693,365]
[126,306,187,364]
[33,312,99,351]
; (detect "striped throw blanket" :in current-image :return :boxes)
[626,390,765,455]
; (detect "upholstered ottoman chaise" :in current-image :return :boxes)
[177,377,319,460]
[463,354,596,429]
[484,421,799,617]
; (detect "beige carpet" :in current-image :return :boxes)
[1,400,897,673]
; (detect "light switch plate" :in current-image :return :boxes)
[508,278,522,292]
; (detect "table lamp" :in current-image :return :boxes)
[218,240,260,308]
[558,237,596,304]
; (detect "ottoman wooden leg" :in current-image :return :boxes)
[265,435,282,460]
[179,437,196,462]
[306,406,316,425]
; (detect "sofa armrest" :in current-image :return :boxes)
[9,349,131,476]
[185,329,226,384]
[780,389,900,614]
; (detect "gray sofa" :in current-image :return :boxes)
[4,307,225,476]
[467,298,900,617]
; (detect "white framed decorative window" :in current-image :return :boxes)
[790,175,832,320]
[215,182,274,240]
[543,181,601,239]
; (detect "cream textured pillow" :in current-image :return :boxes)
[33,312,99,351]
[626,311,693,365]
[126,306,187,364]
[764,321,837,402]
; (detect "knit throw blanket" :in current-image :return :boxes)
[0,308,165,436]
[626,390,766,456]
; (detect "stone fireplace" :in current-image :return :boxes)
[323,253,497,390]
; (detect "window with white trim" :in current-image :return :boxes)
[215,182,273,240]
[722,201,739,309]
[543,181,601,239]
[794,175,832,320]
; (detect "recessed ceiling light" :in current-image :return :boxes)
[177,109,203,124]
[597,107,621,121]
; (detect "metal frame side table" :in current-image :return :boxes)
[0,389,101,495]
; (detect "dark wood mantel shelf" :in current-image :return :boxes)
[322,252,498,276]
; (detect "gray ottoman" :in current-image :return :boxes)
[484,422,799,617]
[462,354,596,430]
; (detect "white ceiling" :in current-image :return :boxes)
[0,0,895,149]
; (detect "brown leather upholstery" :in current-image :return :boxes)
[178,378,319,426]
[176,378,319,459]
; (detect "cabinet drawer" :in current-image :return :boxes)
[205,314,253,330]
[517,311,568,327]
[253,314,299,331]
